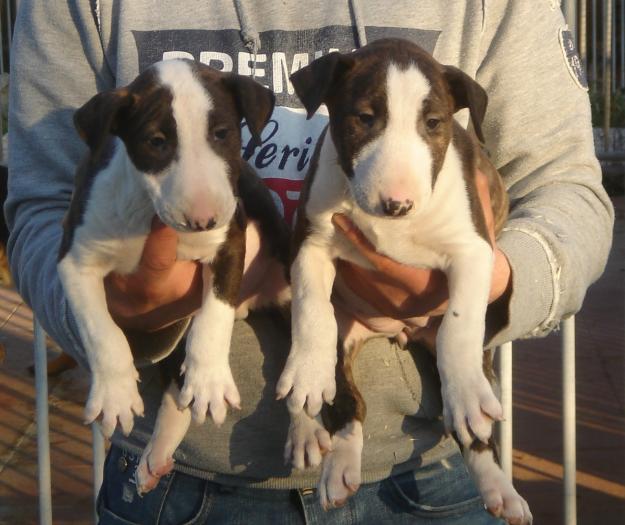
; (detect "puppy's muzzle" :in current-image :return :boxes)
[182,214,217,231]
[381,197,414,217]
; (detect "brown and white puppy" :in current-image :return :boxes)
[276,39,531,524]
[58,60,290,472]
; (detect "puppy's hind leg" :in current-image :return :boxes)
[457,352,532,525]
[135,381,191,496]
[318,342,366,510]
[464,442,532,525]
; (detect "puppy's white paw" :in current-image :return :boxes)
[441,367,502,446]
[318,421,363,510]
[276,345,336,417]
[84,368,144,438]
[135,443,175,496]
[178,360,240,425]
[468,451,533,525]
[285,411,332,470]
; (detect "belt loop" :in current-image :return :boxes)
[296,487,316,524]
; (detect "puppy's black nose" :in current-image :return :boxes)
[183,215,217,231]
[381,198,413,217]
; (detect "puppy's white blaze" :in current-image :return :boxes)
[153,61,236,228]
[352,63,433,215]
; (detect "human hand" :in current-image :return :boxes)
[333,170,511,323]
[104,217,203,332]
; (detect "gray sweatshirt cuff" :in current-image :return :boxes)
[488,227,559,347]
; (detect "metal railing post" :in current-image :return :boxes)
[33,319,53,525]
[497,342,513,480]
[562,316,577,525]
[92,423,105,523]
[603,0,613,151]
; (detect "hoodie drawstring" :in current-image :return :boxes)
[234,0,261,78]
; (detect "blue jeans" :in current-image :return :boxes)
[97,445,504,524]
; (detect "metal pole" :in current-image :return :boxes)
[92,423,105,523]
[611,0,616,93]
[6,0,12,51]
[621,2,625,89]
[34,319,53,525]
[579,0,588,72]
[562,316,577,525]
[0,0,5,163]
[592,0,598,86]
[497,342,513,480]
[604,0,613,151]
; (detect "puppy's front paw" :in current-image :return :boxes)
[285,411,332,470]
[318,421,363,510]
[441,368,502,446]
[84,368,144,438]
[276,345,336,417]
[178,360,240,425]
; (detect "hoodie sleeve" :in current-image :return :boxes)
[478,0,614,346]
[5,0,189,367]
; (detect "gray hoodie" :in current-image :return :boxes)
[6,0,613,488]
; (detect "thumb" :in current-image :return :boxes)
[138,216,179,275]
[332,213,390,270]
[332,213,376,253]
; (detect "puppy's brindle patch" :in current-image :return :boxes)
[211,203,246,305]
[59,138,116,260]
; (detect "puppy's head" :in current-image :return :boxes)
[291,38,487,218]
[74,59,275,231]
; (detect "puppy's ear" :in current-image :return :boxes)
[290,52,355,119]
[73,89,134,154]
[443,66,488,143]
[223,75,275,147]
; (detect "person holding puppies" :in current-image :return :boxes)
[7,0,612,524]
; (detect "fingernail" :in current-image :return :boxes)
[331,214,349,231]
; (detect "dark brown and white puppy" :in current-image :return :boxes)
[58,60,290,479]
[276,39,531,524]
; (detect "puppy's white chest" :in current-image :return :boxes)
[176,229,227,263]
[335,211,451,270]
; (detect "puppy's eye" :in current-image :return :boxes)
[214,128,229,140]
[426,118,441,131]
[358,112,375,127]
[147,133,166,148]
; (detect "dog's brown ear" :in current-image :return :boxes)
[74,89,134,154]
[444,66,488,143]
[223,75,275,147]
[290,52,355,119]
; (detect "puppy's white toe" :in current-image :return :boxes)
[135,446,174,496]
[318,421,363,510]
[86,370,142,438]
[442,369,501,446]
[277,346,337,417]
[466,449,533,525]
[179,360,240,425]
[285,411,331,470]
